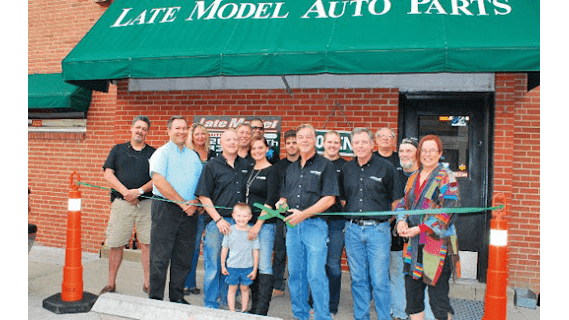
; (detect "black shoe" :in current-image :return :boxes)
[170,298,190,305]
[183,287,201,295]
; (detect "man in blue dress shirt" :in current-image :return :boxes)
[148,116,203,304]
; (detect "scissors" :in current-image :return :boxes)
[253,202,296,228]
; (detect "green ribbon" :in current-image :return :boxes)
[76,181,233,210]
[78,181,503,223]
[324,205,504,217]
[256,202,504,224]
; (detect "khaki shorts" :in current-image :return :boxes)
[105,199,151,247]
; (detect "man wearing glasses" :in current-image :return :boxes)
[375,127,400,168]
[249,118,279,164]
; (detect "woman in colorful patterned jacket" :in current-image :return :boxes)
[395,135,461,320]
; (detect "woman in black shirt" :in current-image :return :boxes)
[246,136,279,315]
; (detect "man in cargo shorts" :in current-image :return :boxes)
[101,115,156,295]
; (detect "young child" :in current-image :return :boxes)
[221,203,260,312]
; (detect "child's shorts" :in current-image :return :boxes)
[225,267,254,286]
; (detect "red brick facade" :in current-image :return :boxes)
[510,86,540,290]
[28,1,539,292]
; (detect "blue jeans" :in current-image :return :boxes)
[203,217,234,309]
[344,221,391,320]
[287,218,331,320]
[258,223,276,275]
[390,250,407,319]
[326,219,345,314]
[184,213,205,289]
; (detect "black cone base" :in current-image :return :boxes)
[43,292,98,314]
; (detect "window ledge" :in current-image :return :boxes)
[28,128,86,140]
[28,127,86,133]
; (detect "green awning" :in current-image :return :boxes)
[62,0,539,91]
[28,73,92,112]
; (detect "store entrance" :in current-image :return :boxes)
[398,92,493,282]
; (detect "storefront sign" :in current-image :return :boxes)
[111,0,514,28]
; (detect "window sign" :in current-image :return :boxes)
[315,129,354,157]
[193,116,281,157]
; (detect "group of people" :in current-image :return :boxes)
[100,115,461,320]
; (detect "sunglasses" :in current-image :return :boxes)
[401,137,418,144]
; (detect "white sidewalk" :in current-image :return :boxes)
[28,245,540,320]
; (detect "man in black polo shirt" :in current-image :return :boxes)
[340,127,403,320]
[276,124,338,320]
[100,116,155,295]
[196,129,251,309]
[271,129,298,297]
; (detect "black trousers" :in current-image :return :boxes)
[272,218,287,291]
[149,199,197,301]
[404,254,454,320]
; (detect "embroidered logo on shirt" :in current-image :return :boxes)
[369,176,382,183]
[256,176,266,180]
[310,170,322,176]
[241,170,248,174]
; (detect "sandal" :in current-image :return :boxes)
[99,285,116,295]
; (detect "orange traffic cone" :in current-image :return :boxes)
[482,193,509,320]
[43,171,98,314]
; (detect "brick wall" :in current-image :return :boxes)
[28,85,118,252]
[28,0,110,74]
[112,82,400,148]
[28,0,115,252]
[494,74,540,293]
[510,86,540,291]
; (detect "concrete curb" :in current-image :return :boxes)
[92,293,281,320]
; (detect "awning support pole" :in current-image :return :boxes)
[280,75,293,96]
[323,101,353,129]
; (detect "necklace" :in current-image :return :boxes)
[246,168,262,203]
